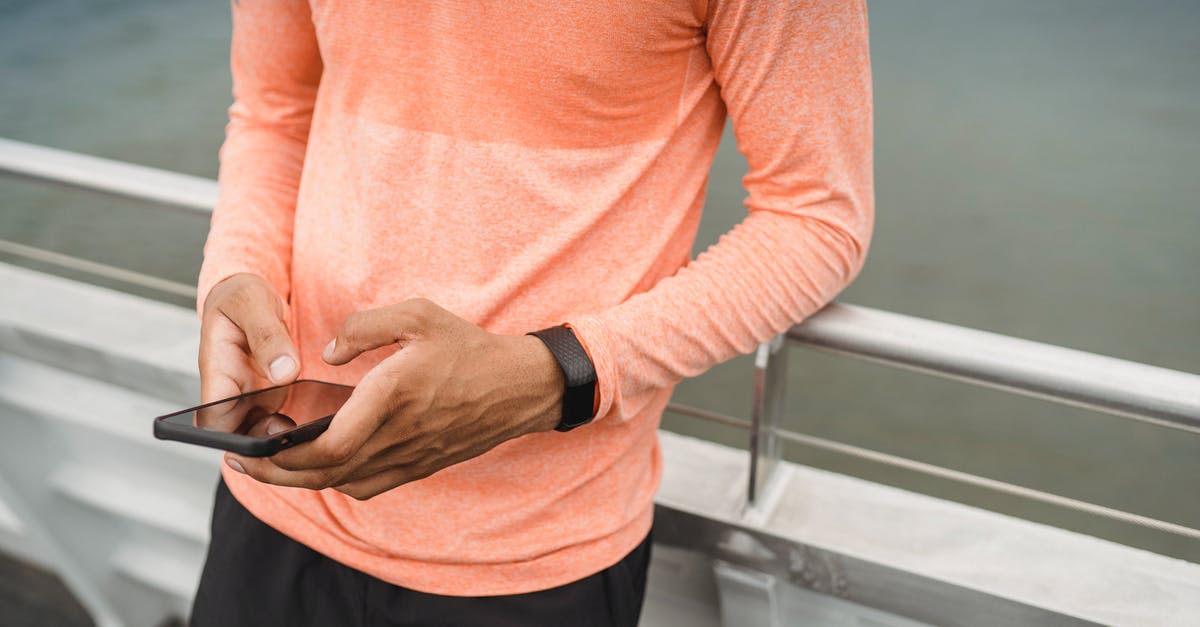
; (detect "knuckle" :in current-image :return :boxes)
[201,303,219,324]
[405,298,437,319]
[222,282,253,311]
[323,440,355,465]
[247,324,277,349]
[221,281,277,326]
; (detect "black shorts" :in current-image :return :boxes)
[191,479,652,627]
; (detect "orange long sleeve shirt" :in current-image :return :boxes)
[198,0,873,595]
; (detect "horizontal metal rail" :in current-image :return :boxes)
[0,137,216,214]
[666,402,1200,541]
[789,305,1200,434]
[0,239,197,299]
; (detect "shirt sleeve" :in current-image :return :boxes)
[195,0,323,314]
[566,0,874,421]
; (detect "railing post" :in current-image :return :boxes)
[747,334,787,507]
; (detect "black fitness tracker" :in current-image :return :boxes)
[528,325,597,432]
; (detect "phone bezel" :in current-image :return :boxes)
[152,379,353,457]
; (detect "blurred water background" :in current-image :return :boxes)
[2,0,1198,560]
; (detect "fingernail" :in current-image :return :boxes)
[227,458,246,474]
[269,355,296,382]
[266,418,287,435]
[322,340,336,361]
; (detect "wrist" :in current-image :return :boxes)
[500,334,564,434]
[527,325,597,432]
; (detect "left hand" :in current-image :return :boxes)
[224,298,565,500]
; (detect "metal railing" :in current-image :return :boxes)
[0,138,215,214]
[3,136,1199,541]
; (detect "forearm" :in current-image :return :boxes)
[195,0,321,315]
[197,126,307,313]
[568,201,870,421]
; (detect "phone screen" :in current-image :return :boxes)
[154,380,354,455]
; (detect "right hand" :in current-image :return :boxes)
[199,273,300,407]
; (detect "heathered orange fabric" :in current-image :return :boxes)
[198,0,873,595]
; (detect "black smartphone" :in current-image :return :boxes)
[153,380,354,456]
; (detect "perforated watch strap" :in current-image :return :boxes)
[528,325,598,432]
